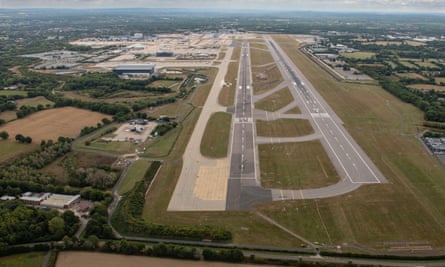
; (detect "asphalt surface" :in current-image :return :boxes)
[226,42,272,210]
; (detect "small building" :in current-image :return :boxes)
[20,192,50,206]
[41,194,81,209]
[0,195,16,201]
[113,64,155,76]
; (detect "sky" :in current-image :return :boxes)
[0,0,444,13]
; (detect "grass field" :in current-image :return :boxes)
[250,40,274,66]
[0,110,17,122]
[396,72,428,80]
[252,65,284,95]
[261,35,445,249]
[256,119,313,137]
[285,106,301,114]
[56,251,260,267]
[231,46,241,61]
[0,140,38,163]
[118,160,152,195]
[415,60,440,69]
[0,90,27,96]
[200,112,232,158]
[398,60,419,69]
[408,84,445,91]
[259,141,339,190]
[16,96,54,108]
[0,107,111,143]
[219,61,239,107]
[255,87,294,112]
[341,52,376,59]
[85,139,137,154]
[0,252,47,267]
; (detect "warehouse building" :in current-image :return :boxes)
[113,64,156,76]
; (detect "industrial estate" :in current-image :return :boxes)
[1,8,445,267]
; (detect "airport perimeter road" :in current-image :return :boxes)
[266,36,387,191]
[226,42,272,210]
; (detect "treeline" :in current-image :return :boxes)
[151,121,178,136]
[64,73,174,96]
[111,161,232,241]
[203,248,244,262]
[0,200,79,245]
[379,78,445,122]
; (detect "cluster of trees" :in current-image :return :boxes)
[0,96,19,112]
[15,134,32,144]
[84,203,113,239]
[111,162,232,241]
[64,73,173,97]
[0,131,8,140]
[0,200,79,245]
[79,118,112,137]
[151,121,178,136]
[0,139,72,183]
[16,104,50,118]
[202,248,244,262]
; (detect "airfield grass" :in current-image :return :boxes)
[256,119,313,137]
[255,87,294,112]
[231,46,241,61]
[217,52,226,61]
[200,112,232,158]
[255,35,445,249]
[259,141,340,190]
[118,160,152,195]
[0,252,47,267]
[341,52,376,59]
[0,140,38,163]
[219,61,239,107]
[250,39,274,66]
[16,96,54,108]
[252,65,284,95]
[285,106,301,114]
[0,90,27,96]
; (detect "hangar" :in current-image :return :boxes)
[113,64,156,76]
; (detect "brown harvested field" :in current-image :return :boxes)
[436,77,445,84]
[259,141,340,190]
[0,107,111,143]
[56,252,265,267]
[406,40,427,46]
[255,87,294,112]
[256,119,313,137]
[408,84,445,91]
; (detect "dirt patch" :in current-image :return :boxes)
[56,252,262,267]
[0,107,111,143]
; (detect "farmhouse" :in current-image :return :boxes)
[20,192,51,206]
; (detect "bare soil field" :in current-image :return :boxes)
[0,107,111,143]
[56,252,265,267]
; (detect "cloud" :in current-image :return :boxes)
[1,0,445,12]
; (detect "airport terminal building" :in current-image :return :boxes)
[113,64,156,76]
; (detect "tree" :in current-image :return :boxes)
[48,216,65,239]
[15,134,25,143]
[0,131,8,140]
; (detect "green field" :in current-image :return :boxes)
[0,140,38,163]
[256,119,313,137]
[250,40,274,66]
[255,87,294,112]
[259,141,339,190]
[0,90,27,96]
[16,96,54,108]
[118,160,152,195]
[0,252,47,267]
[408,84,445,91]
[219,61,239,107]
[263,35,445,249]
[341,52,376,59]
[200,112,232,158]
